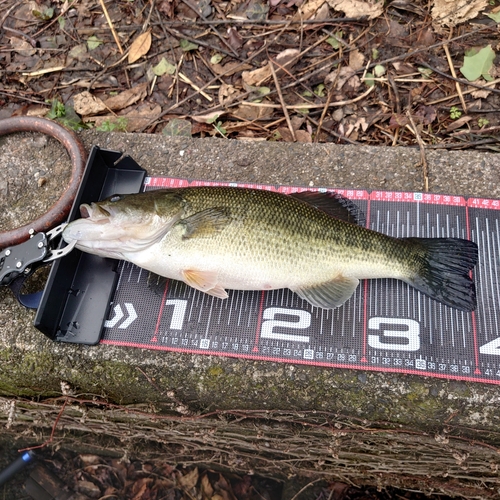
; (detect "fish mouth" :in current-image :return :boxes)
[80,203,111,220]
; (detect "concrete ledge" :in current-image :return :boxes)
[1,131,500,496]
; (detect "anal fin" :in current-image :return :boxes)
[293,275,359,309]
[182,269,229,299]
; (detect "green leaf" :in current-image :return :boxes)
[487,11,500,22]
[326,31,343,49]
[314,84,325,97]
[374,64,386,77]
[95,118,128,132]
[58,17,66,29]
[210,53,224,64]
[460,45,495,81]
[153,57,176,76]
[364,72,375,87]
[46,98,66,119]
[32,7,54,20]
[418,67,433,77]
[180,39,198,52]
[87,35,102,51]
[245,1,269,21]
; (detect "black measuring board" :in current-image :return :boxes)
[100,177,500,384]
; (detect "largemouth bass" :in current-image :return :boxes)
[62,187,479,311]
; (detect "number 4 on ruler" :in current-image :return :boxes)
[479,337,500,355]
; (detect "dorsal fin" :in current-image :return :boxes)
[290,191,365,226]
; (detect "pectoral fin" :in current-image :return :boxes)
[182,269,229,299]
[293,275,359,309]
[180,208,231,239]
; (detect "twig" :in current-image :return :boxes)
[418,62,500,95]
[17,398,69,452]
[314,88,333,143]
[179,0,238,57]
[269,58,296,141]
[427,78,500,105]
[451,125,500,136]
[140,22,292,130]
[406,111,428,192]
[289,479,324,500]
[0,0,23,29]
[99,0,124,54]
[237,85,374,109]
[305,115,362,145]
[178,72,212,101]
[33,0,76,38]
[443,43,466,112]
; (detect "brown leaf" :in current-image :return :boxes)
[192,111,225,123]
[348,49,365,71]
[158,0,174,17]
[212,61,252,76]
[218,83,240,106]
[444,115,473,133]
[414,105,436,125]
[103,82,148,111]
[179,467,199,490]
[431,0,488,27]
[233,103,273,121]
[84,104,162,132]
[73,91,107,116]
[227,27,243,50]
[294,0,326,20]
[242,48,299,86]
[128,30,152,64]
[389,113,409,129]
[326,0,383,20]
[200,473,214,497]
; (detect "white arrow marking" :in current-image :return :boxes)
[118,302,137,329]
[104,304,123,328]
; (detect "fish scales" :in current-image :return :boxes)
[166,188,406,283]
[62,186,479,311]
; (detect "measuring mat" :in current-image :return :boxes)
[100,177,500,385]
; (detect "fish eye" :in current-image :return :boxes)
[109,195,122,202]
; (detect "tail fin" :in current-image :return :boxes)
[403,238,478,312]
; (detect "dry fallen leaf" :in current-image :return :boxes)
[73,91,107,116]
[9,36,36,56]
[326,0,383,20]
[103,82,148,111]
[212,61,252,76]
[325,66,357,90]
[349,49,365,71]
[128,30,152,64]
[218,82,240,106]
[431,0,488,27]
[84,104,162,132]
[294,0,326,20]
[233,103,273,121]
[191,111,225,123]
[179,468,199,490]
[470,88,492,99]
[242,48,300,86]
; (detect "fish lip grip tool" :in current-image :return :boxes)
[0,117,86,307]
[0,116,87,249]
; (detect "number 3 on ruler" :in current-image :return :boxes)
[368,318,420,351]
